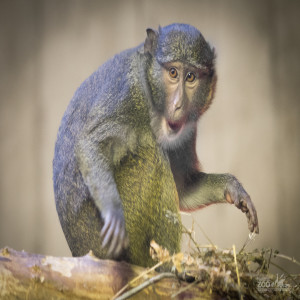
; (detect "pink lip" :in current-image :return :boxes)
[168,121,183,133]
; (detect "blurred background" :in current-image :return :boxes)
[0,0,299,274]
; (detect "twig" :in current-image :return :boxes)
[171,280,199,298]
[233,244,243,300]
[274,253,300,267]
[266,248,272,272]
[192,217,216,249]
[112,260,165,299]
[181,225,202,253]
[181,214,217,252]
[270,261,299,286]
[239,232,257,254]
[114,272,175,300]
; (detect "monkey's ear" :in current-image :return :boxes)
[144,28,158,55]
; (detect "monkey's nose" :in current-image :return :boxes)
[173,89,184,111]
[174,102,182,111]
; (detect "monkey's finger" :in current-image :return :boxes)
[100,213,111,238]
[107,220,120,256]
[243,197,259,234]
[114,226,126,255]
[241,206,248,213]
[114,222,128,257]
[102,217,116,248]
[241,199,248,209]
[245,204,254,230]
[245,211,254,232]
[114,240,124,257]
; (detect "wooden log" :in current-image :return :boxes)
[0,247,213,300]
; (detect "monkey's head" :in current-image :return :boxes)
[144,23,216,149]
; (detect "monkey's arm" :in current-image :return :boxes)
[180,172,259,233]
[168,136,259,234]
[76,119,129,258]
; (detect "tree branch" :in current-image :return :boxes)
[0,247,213,299]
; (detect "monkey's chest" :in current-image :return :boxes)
[114,143,181,267]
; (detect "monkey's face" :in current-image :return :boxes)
[155,61,216,149]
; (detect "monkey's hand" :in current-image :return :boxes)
[100,207,129,258]
[225,176,259,234]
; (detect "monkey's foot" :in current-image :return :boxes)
[225,176,259,234]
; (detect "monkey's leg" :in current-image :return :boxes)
[180,172,259,233]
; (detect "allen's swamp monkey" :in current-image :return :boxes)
[53,23,259,267]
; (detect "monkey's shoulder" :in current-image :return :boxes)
[71,45,146,115]
[58,44,147,131]
[79,45,143,99]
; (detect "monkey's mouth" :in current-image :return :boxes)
[167,121,183,133]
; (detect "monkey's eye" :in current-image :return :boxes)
[169,67,178,79]
[186,72,196,82]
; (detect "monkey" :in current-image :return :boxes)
[53,23,259,268]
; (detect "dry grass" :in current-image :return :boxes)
[115,212,300,300]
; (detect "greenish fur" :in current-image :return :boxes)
[115,141,181,266]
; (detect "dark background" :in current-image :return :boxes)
[0,0,299,273]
